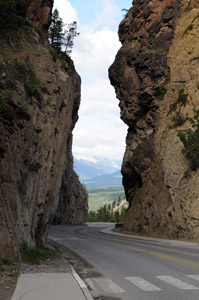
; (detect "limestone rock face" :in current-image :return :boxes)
[53,133,88,225]
[109,0,199,239]
[28,0,54,30]
[0,1,87,259]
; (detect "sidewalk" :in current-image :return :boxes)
[11,224,199,300]
[11,254,93,300]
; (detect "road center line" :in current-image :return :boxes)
[68,229,199,270]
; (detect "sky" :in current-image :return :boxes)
[53,0,132,162]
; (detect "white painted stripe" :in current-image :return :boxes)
[187,275,199,281]
[88,277,125,293]
[73,273,87,288]
[48,237,83,241]
[125,277,161,291]
[48,237,67,241]
[70,265,87,288]
[157,276,199,290]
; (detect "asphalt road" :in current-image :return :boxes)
[49,224,199,300]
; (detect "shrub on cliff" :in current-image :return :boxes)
[177,109,199,170]
[0,0,32,38]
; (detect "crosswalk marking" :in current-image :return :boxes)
[125,277,161,291]
[187,275,199,281]
[156,275,199,290]
[87,277,125,294]
[87,275,199,295]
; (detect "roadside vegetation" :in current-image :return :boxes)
[87,196,128,223]
[20,241,58,265]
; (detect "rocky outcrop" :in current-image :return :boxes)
[53,58,88,225]
[53,133,88,225]
[0,1,87,260]
[109,0,199,239]
[28,0,54,30]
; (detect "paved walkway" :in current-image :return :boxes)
[11,260,93,300]
[12,224,199,300]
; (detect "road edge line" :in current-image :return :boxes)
[70,264,94,300]
[99,227,199,248]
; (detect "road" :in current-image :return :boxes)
[49,224,199,300]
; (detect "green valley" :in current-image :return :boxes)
[87,186,125,211]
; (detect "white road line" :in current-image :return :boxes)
[70,265,87,288]
[48,237,83,241]
[87,277,125,293]
[187,275,199,281]
[125,277,161,291]
[157,276,199,290]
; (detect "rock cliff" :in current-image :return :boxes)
[0,0,87,260]
[109,0,199,240]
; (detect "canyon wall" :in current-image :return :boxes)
[0,0,87,259]
[109,0,199,240]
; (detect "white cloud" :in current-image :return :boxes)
[53,0,78,24]
[79,79,118,115]
[94,0,120,29]
[73,116,127,160]
[54,0,127,162]
[72,29,120,79]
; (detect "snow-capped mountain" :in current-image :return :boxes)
[73,154,122,181]
[83,170,122,187]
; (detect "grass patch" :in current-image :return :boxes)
[177,108,199,170]
[167,89,188,116]
[1,258,14,265]
[183,23,193,36]
[156,83,167,99]
[49,49,68,69]
[0,90,11,113]
[13,60,47,99]
[169,112,188,128]
[20,241,58,265]
[0,176,9,184]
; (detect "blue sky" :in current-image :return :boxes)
[53,0,132,161]
[69,0,132,29]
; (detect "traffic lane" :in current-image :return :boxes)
[49,224,199,273]
[70,225,199,268]
[49,225,199,300]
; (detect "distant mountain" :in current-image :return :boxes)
[73,154,121,180]
[83,170,122,187]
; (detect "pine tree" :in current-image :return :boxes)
[48,8,64,53]
[64,21,79,55]
[48,9,79,55]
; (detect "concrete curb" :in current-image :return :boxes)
[70,264,94,300]
[100,226,199,249]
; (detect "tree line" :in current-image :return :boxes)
[87,197,127,223]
